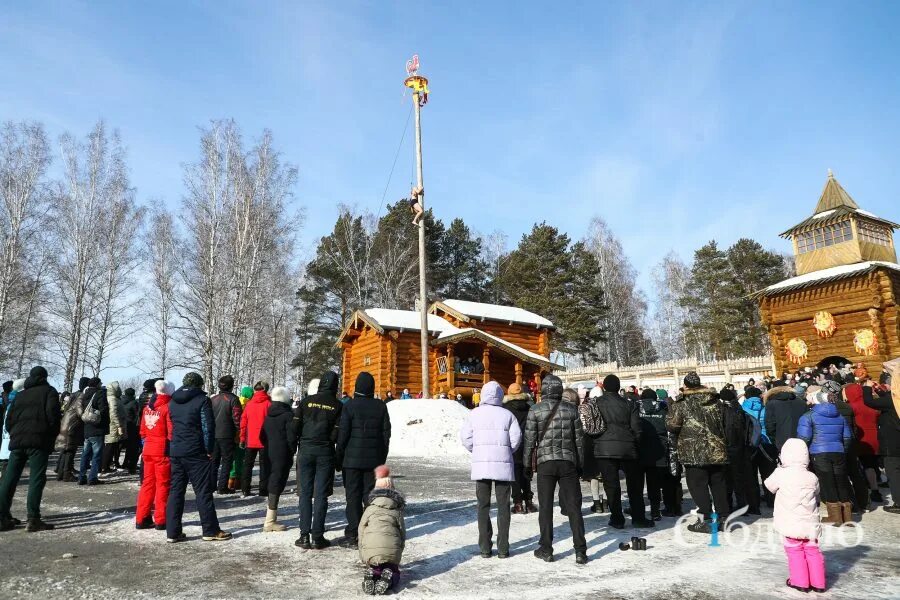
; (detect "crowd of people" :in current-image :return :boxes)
[458,360,899,592]
[0,358,897,595]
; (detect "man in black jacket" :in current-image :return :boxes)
[0,366,61,532]
[589,374,653,529]
[764,381,807,452]
[78,377,109,485]
[503,382,535,513]
[165,372,231,543]
[294,370,343,550]
[522,375,587,564]
[337,372,390,547]
[210,375,241,494]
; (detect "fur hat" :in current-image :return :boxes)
[683,372,702,389]
[589,386,603,398]
[12,378,26,392]
[155,380,174,395]
[271,386,291,405]
[374,465,393,490]
[602,374,621,393]
[507,382,523,395]
[183,372,204,389]
[745,386,762,399]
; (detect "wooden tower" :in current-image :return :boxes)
[756,171,900,374]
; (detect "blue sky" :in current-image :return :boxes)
[2,2,900,309]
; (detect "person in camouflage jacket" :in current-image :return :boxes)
[666,372,730,533]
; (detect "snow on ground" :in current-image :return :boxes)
[1,411,899,599]
[387,399,471,461]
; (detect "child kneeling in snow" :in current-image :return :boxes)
[359,465,406,595]
[764,438,827,593]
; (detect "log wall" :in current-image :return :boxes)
[760,268,900,375]
[471,321,550,356]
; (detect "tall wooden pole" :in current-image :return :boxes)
[413,90,430,398]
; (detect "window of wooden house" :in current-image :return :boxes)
[795,220,853,254]
[857,220,892,246]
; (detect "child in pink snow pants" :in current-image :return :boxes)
[765,438,826,593]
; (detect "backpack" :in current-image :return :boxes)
[579,399,606,436]
[745,414,763,448]
[81,392,101,425]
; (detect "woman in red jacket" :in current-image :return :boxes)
[844,378,883,503]
[136,380,174,529]
[240,381,271,498]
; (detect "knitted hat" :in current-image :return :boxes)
[507,382,523,395]
[374,465,393,489]
[821,380,842,403]
[142,379,156,392]
[12,378,25,392]
[271,386,291,405]
[602,374,621,393]
[240,385,253,399]
[745,386,762,399]
[253,380,271,392]
[655,389,668,400]
[183,372,204,389]
[218,375,235,392]
[683,372,702,388]
[155,380,174,395]
[641,388,657,400]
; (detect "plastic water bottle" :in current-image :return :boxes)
[709,512,720,547]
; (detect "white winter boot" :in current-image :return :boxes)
[263,508,286,532]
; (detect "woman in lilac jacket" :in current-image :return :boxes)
[460,381,522,558]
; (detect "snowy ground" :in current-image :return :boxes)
[1,400,898,599]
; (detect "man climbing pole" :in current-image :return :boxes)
[409,184,424,225]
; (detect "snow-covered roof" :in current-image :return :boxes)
[440,299,554,328]
[362,308,457,333]
[435,327,563,369]
[811,209,836,220]
[754,261,900,297]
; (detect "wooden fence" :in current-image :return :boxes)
[557,355,778,392]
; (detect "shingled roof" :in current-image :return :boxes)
[781,171,899,237]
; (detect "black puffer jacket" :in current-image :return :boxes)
[586,391,641,460]
[522,375,583,469]
[7,367,61,452]
[262,401,297,466]
[211,390,241,440]
[296,371,343,457]
[764,386,807,450]
[80,386,110,439]
[502,393,532,464]
[337,373,391,470]
[638,392,668,467]
[863,385,900,457]
[121,388,140,429]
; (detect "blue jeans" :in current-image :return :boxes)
[297,452,334,536]
[79,436,104,483]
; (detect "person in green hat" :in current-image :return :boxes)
[229,386,254,490]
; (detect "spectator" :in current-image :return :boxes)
[337,372,391,548]
[0,367,60,532]
[522,376,587,564]
[165,372,231,543]
[210,375,242,495]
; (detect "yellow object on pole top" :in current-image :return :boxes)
[404,54,429,103]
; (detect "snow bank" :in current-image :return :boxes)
[387,399,471,461]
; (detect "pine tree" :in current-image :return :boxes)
[726,238,788,355]
[437,218,488,301]
[498,223,606,356]
[681,241,744,359]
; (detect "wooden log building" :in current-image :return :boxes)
[756,171,900,375]
[336,299,562,398]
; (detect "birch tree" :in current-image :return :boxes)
[49,122,124,390]
[0,122,51,370]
